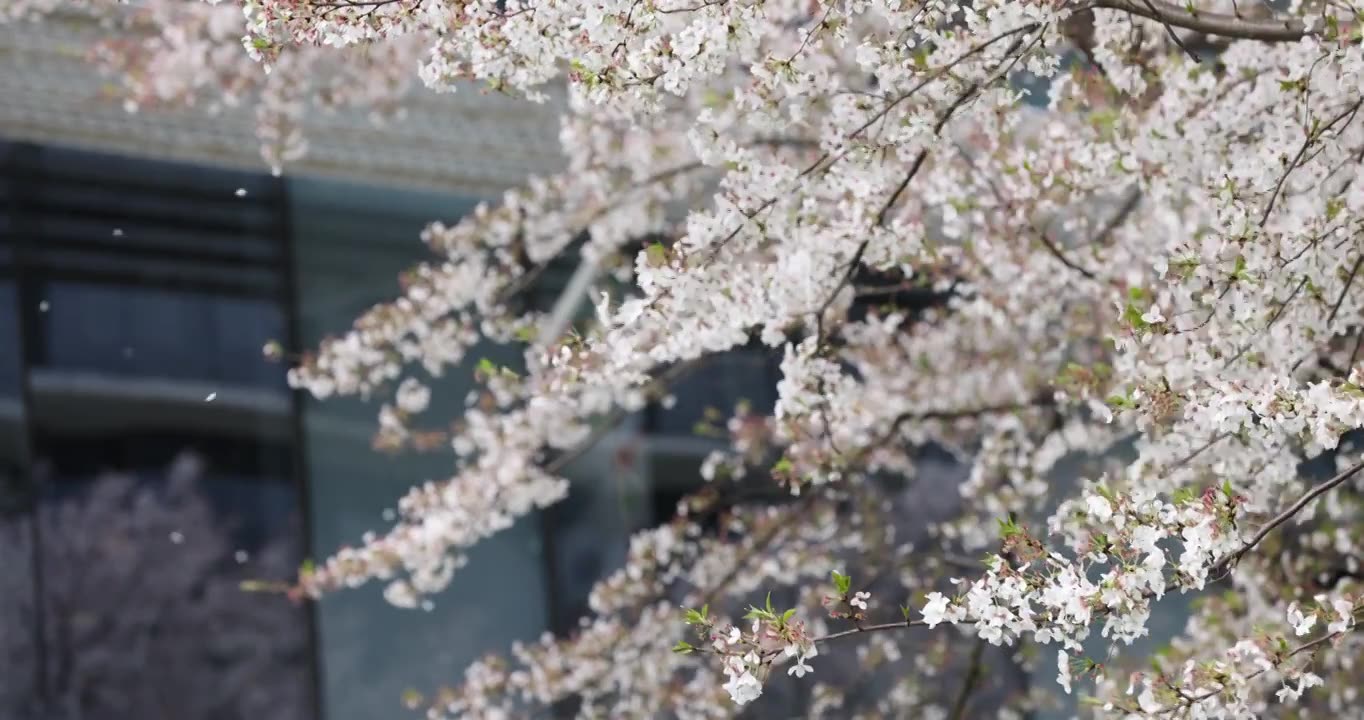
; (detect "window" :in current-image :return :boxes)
[0,140,313,720]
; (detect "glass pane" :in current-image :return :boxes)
[0,280,29,513]
[17,454,311,720]
[289,176,549,720]
[34,281,286,390]
[4,141,313,720]
[648,349,780,436]
[543,428,653,631]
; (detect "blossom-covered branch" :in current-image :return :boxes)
[14,0,1364,715]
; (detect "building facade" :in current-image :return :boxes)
[0,14,1194,720]
[0,12,786,705]
[0,132,774,719]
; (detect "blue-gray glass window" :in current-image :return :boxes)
[645,349,781,436]
[0,140,313,720]
[0,280,27,513]
[288,175,550,720]
[0,266,40,718]
[33,281,285,388]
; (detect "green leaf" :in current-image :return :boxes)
[476,357,497,377]
[673,640,696,654]
[1328,197,1346,222]
[299,558,315,575]
[1221,478,1234,499]
[743,606,775,621]
[1106,393,1135,410]
[702,89,727,108]
[1123,303,1150,331]
[831,570,851,596]
[1169,257,1200,278]
[1089,109,1119,139]
[646,242,669,268]
[900,604,912,620]
[772,457,794,475]
[912,47,930,71]
[782,608,797,622]
[683,606,710,626]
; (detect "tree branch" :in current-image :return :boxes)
[1091,0,1316,42]
[1328,253,1364,328]
[807,460,1364,655]
[543,360,698,474]
[812,618,928,644]
[947,639,987,720]
[1218,459,1364,572]
[887,394,1056,435]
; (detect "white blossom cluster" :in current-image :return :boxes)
[12,0,1364,715]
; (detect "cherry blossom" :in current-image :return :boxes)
[13,0,1364,715]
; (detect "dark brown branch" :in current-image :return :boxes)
[889,395,1055,432]
[544,360,697,473]
[1167,627,1356,708]
[1349,330,1364,371]
[694,495,819,607]
[1328,253,1364,328]
[948,639,988,720]
[1036,227,1099,280]
[814,29,1038,344]
[1138,0,1202,61]
[1091,0,1316,42]
[812,618,927,644]
[1218,459,1364,572]
[1090,186,1143,247]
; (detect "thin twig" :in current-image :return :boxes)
[1348,330,1364,371]
[947,639,988,720]
[1327,253,1364,327]
[1036,226,1099,280]
[887,394,1056,435]
[544,360,698,474]
[809,460,1364,654]
[812,28,1037,344]
[1218,460,1364,572]
[812,618,928,644]
[695,495,820,607]
[1138,0,1202,61]
[1090,185,1143,247]
[1261,98,1364,227]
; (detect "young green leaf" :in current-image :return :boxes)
[831,570,851,596]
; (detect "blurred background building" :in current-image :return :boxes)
[0,13,1200,720]
[0,13,795,720]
